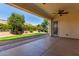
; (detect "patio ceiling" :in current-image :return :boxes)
[7,3,79,20]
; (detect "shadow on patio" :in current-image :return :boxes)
[0,35,79,56]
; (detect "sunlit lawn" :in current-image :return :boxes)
[0,32,45,41]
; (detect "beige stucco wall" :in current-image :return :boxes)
[57,10,79,39]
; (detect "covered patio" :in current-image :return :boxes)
[0,3,79,56]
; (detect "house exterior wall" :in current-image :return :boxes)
[56,11,79,39]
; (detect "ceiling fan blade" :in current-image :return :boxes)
[52,10,69,16]
[58,10,64,13]
[62,12,69,14]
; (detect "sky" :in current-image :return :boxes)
[0,4,44,25]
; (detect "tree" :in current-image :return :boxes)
[27,24,35,33]
[24,24,37,33]
[24,24,29,31]
[8,13,25,34]
[41,19,48,32]
[36,19,48,32]
[41,19,48,27]
[36,24,43,32]
[0,23,10,31]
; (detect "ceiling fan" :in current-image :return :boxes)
[52,9,69,16]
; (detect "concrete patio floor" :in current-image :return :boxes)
[0,35,79,56]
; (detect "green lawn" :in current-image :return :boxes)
[0,32,45,41]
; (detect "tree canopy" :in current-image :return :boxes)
[8,13,25,34]
[0,23,9,31]
[36,19,48,32]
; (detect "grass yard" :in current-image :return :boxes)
[0,32,45,41]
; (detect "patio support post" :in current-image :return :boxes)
[48,19,54,37]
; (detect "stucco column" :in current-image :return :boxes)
[48,19,54,37]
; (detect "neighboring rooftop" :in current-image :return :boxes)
[0,19,7,24]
